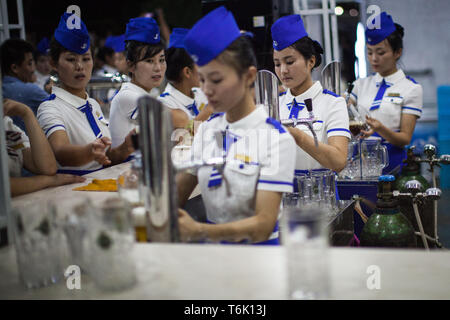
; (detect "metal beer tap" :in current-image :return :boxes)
[136,96,179,243]
[281,98,319,147]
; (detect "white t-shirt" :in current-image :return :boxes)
[37,86,110,173]
[4,116,30,177]
[109,82,152,148]
[351,69,423,132]
[157,83,209,119]
[190,106,296,225]
[279,81,351,171]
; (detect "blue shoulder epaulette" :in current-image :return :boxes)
[279,91,287,97]
[42,93,56,102]
[406,75,418,84]
[322,89,339,98]
[207,112,224,122]
[159,92,170,98]
[266,117,286,133]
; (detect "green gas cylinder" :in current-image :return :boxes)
[395,148,430,192]
[360,175,417,248]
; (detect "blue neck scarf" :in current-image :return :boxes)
[208,127,240,188]
[78,101,102,138]
[187,101,200,116]
[370,79,391,111]
[288,98,305,119]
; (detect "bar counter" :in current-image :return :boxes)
[1,243,450,299]
[3,163,450,300]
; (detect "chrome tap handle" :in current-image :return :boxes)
[439,154,450,165]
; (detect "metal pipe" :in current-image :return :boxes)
[1,0,10,40]
[322,0,332,65]
[0,72,13,246]
[412,200,429,250]
[17,0,25,39]
[137,96,179,242]
[330,0,340,62]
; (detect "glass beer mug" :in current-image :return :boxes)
[361,138,389,178]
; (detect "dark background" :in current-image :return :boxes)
[5,0,359,82]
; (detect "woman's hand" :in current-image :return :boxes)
[90,138,111,166]
[178,208,202,242]
[122,128,137,154]
[48,174,86,188]
[360,116,381,139]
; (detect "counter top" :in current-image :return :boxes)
[11,161,200,208]
[0,243,449,299]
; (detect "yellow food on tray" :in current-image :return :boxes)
[73,179,119,192]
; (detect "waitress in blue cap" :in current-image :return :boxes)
[108,35,129,79]
[349,12,423,174]
[34,37,52,91]
[271,15,350,187]
[109,17,188,148]
[37,12,135,175]
[158,28,213,131]
[176,6,296,245]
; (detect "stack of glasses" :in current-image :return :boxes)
[282,169,338,217]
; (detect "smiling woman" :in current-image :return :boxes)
[108,17,189,148]
[36,12,136,175]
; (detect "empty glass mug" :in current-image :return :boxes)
[87,197,137,291]
[281,206,330,300]
[12,201,64,289]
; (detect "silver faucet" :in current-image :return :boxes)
[137,96,179,242]
[281,98,319,147]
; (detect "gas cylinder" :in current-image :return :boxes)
[360,175,417,248]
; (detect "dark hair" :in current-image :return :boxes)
[386,23,404,54]
[0,38,34,76]
[96,46,115,63]
[290,36,324,70]
[125,40,165,65]
[215,35,257,76]
[165,47,194,83]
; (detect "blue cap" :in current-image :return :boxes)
[168,28,189,49]
[379,175,395,182]
[184,6,241,66]
[271,14,308,51]
[54,12,90,54]
[125,17,160,44]
[365,12,396,45]
[105,35,126,53]
[104,36,116,49]
[36,37,50,55]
